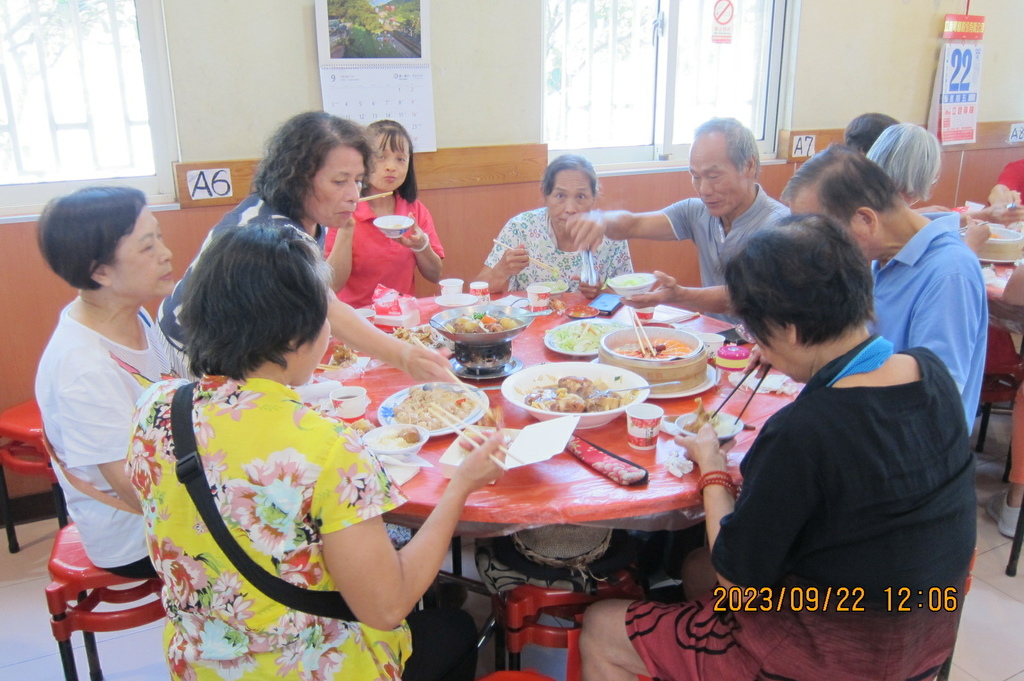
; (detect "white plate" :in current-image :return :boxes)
[435,293,479,307]
[644,365,719,399]
[377,384,488,437]
[543,320,629,357]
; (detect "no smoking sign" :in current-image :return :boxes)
[712,0,735,44]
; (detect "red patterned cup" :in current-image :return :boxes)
[635,307,655,322]
[626,403,664,450]
[527,284,551,312]
[470,281,490,304]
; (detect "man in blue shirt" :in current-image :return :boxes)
[783,145,986,425]
[567,118,789,322]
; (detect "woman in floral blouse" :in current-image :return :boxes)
[476,154,633,297]
[127,219,505,681]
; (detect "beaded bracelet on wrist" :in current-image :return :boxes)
[698,471,739,497]
[410,239,431,252]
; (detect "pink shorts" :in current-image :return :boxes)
[626,594,959,681]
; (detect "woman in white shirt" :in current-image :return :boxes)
[35,186,181,577]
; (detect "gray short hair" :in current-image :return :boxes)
[542,154,599,196]
[866,123,941,203]
[694,118,760,175]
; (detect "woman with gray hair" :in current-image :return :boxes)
[476,153,633,296]
[866,122,942,206]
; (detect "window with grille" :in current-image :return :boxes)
[544,0,788,163]
[0,0,175,213]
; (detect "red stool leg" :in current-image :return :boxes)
[0,463,18,553]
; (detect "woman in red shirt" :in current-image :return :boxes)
[325,119,444,307]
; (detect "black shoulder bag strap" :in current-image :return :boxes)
[170,382,356,621]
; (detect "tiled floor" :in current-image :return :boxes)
[2,414,1023,681]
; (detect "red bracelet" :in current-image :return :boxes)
[699,471,739,497]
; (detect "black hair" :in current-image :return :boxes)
[724,213,874,347]
[367,119,418,202]
[782,145,902,224]
[844,112,899,154]
[180,221,332,380]
[541,154,599,196]
[251,112,373,224]
[37,186,147,290]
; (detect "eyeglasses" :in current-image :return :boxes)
[734,323,757,344]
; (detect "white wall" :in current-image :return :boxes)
[162,0,1023,163]
[789,0,1024,128]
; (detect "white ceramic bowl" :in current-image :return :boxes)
[606,272,657,298]
[362,424,429,459]
[500,361,650,430]
[373,215,415,238]
[675,413,744,443]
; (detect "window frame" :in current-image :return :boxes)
[0,0,178,218]
[544,0,791,167]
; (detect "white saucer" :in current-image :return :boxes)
[644,365,719,399]
[435,293,479,307]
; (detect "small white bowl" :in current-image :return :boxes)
[675,413,744,443]
[606,272,657,298]
[373,215,414,238]
[362,424,429,459]
[535,280,569,294]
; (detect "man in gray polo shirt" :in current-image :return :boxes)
[568,118,788,321]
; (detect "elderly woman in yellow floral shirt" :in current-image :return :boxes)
[127,219,505,681]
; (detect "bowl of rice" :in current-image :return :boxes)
[362,424,429,460]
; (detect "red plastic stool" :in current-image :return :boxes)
[0,400,68,552]
[46,524,164,681]
[491,571,644,672]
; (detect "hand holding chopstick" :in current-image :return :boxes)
[492,239,562,277]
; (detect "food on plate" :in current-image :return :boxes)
[523,375,634,413]
[608,274,653,288]
[679,398,741,440]
[346,418,375,436]
[688,398,713,431]
[550,297,567,313]
[328,342,357,367]
[567,437,648,485]
[612,338,694,359]
[443,311,523,334]
[392,325,441,347]
[371,428,422,451]
[393,385,479,431]
[546,321,628,354]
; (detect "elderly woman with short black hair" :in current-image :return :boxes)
[35,186,183,578]
[158,111,452,383]
[475,153,633,297]
[579,214,975,681]
[130,220,505,681]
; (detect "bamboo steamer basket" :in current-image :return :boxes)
[597,328,708,394]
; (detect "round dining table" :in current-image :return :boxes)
[333,293,799,538]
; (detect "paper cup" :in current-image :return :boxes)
[354,308,376,324]
[527,284,552,312]
[329,386,370,422]
[695,332,726,356]
[470,281,490,304]
[635,307,655,322]
[626,403,664,450]
[439,278,464,296]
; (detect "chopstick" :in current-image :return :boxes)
[358,190,393,202]
[732,370,770,424]
[710,366,756,419]
[491,239,562,276]
[629,308,657,358]
[426,403,509,470]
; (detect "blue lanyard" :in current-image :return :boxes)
[827,336,895,387]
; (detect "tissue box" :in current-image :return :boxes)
[374,308,421,328]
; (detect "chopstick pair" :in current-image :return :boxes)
[426,403,511,470]
[710,365,771,424]
[358,190,393,202]
[629,308,657,358]
[491,239,562,277]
